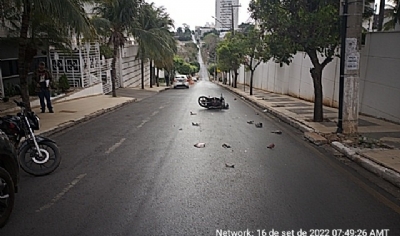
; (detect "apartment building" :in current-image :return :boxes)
[215,0,239,31]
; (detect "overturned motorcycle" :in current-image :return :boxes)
[0,98,61,176]
[198,94,229,109]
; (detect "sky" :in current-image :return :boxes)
[151,0,252,30]
[150,0,383,31]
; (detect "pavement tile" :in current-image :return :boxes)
[359,149,400,173]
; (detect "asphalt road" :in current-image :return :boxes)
[2,63,400,236]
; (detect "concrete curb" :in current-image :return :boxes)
[37,98,137,137]
[331,142,400,188]
[215,82,400,188]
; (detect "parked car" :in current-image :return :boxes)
[172,75,189,89]
[0,130,19,228]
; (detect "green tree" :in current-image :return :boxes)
[249,0,340,122]
[237,25,271,95]
[201,33,219,64]
[93,0,141,97]
[0,0,92,110]
[216,33,245,88]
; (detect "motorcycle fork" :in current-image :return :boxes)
[23,116,43,158]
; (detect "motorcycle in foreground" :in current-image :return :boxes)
[0,100,61,176]
[198,94,229,109]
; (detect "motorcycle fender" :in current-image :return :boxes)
[18,136,57,152]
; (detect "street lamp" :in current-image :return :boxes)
[211,16,231,31]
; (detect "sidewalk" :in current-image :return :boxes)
[215,81,400,188]
[0,85,169,136]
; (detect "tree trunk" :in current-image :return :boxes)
[18,3,32,110]
[141,58,145,89]
[156,68,160,87]
[234,70,238,88]
[149,60,153,88]
[165,70,170,86]
[110,43,118,97]
[250,69,255,96]
[310,66,323,122]
[307,49,324,122]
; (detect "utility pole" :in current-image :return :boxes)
[222,3,241,35]
[337,0,364,135]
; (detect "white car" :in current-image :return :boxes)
[173,75,189,89]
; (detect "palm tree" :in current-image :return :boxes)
[132,2,177,89]
[1,0,93,110]
[149,5,176,87]
[92,0,141,97]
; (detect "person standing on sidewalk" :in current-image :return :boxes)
[33,62,54,113]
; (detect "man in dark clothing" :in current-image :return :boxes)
[33,62,54,113]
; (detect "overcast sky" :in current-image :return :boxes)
[150,0,382,31]
[151,0,252,30]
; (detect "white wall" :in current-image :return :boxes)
[238,53,340,107]
[359,31,400,123]
[119,45,150,88]
[237,31,400,123]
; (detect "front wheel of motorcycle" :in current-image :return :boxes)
[198,96,208,107]
[19,141,61,176]
[0,167,15,228]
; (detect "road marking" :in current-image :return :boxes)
[105,138,126,154]
[137,119,149,128]
[151,111,159,116]
[36,173,87,213]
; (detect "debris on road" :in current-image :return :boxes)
[222,143,231,148]
[267,143,275,149]
[271,130,282,134]
[190,111,197,115]
[225,163,235,168]
[194,142,206,148]
[263,109,268,112]
[192,122,200,126]
[234,98,237,100]
[241,96,245,100]
[255,122,263,128]
[247,120,254,124]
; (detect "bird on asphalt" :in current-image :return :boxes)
[247,120,254,124]
[255,122,263,128]
[192,122,200,126]
[267,143,275,149]
[222,143,231,148]
[190,111,197,115]
[225,163,235,168]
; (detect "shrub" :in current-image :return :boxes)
[58,74,70,92]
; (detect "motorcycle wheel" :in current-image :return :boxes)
[19,140,61,176]
[198,96,209,108]
[0,167,15,228]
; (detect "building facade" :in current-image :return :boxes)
[215,0,239,31]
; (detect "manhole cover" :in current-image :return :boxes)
[59,110,77,113]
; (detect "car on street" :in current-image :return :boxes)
[172,75,189,89]
[0,130,19,228]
